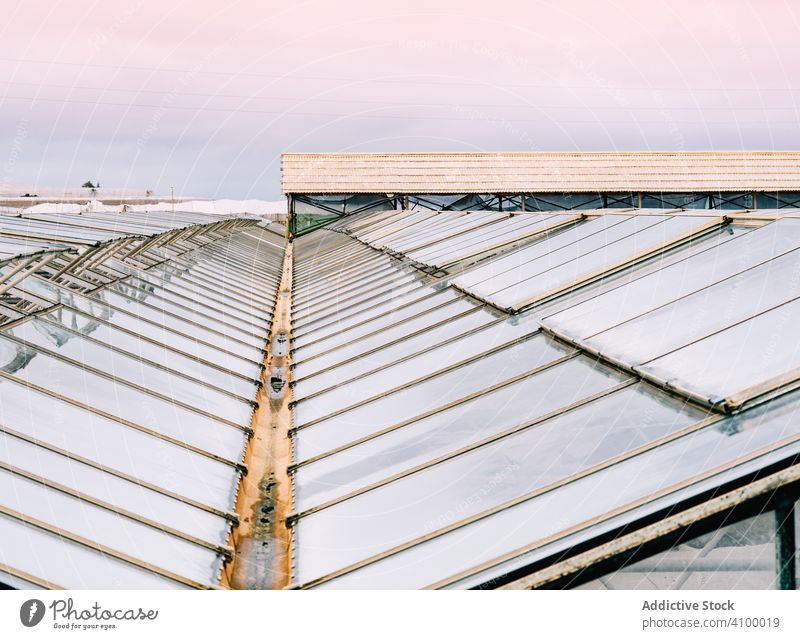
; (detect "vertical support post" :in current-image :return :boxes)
[521,194,526,212]
[287,194,295,240]
[637,192,643,208]
[753,192,759,210]
[775,497,796,590]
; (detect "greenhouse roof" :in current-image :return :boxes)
[288,207,800,589]
[3,201,799,590]
[0,208,285,589]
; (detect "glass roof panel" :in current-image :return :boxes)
[296,380,704,585]
[454,215,718,310]
[294,354,624,511]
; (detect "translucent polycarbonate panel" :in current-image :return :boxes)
[296,382,703,584]
[376,213,476,250]
[355,210,434,241]
[0,570,43,590]
[294,288,460,361]
[294,332,568,445]
[295,253,394,288]
[0,431,227,544]
[293,285,443,347]
[293,281,437,338]
[386,213,503,253]
[92,286,265,354]
[577,512,777,590]
[583,249,800,366]
[124,257,279,304]
[457,215,718,310]
[294,355,624,511]
[0,378,238,510]
[294,266,409,313]
[293,272,424,323]
[368,211,465,250]
[293,308,527,401]
[0,336,246,462]
[19,277,263,379]
[39,308,258,397]
[410,213,561,267]
[293,298,481,377]
[124,275,271,328]
[314,387,800,589]
[0,471,221,584]
[545,219,797,341]
[453,215,634,292]
[0,514,188,589]
[150,261,278,303]
[640,298,800,404]
[7,319,253,425]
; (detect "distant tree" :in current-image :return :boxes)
[82,180,96,189]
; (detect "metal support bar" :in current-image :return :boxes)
[775,497,797,590]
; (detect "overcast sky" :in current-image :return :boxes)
[0,0,798,199]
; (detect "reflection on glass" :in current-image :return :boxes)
[577,512,776,590]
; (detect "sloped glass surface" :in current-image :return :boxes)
[295,355,623,511]
[313,387,799,589]
[294,331,569,454]
[0,334,247,461]
[8,319,253,425]
[455,215,717,310]
[409,213,561,267]
[296,382,704,583]
[545,218,799,341]
[0,515,188,589]
[0,470,221,584]
[577,512,776,590]
[293,298,483,378]
[0,431,227,544]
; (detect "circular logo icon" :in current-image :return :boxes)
[20,599,45,627]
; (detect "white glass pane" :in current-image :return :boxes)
[293,299,482,377]
[295,288,459,361]
[0,431,226,544]
[0,471,220,584]
[8,319,253,426]
[411,213,560,267]
[296,383,703,582]
[459,215,717,310]
[315,388,800,589]
[585,249,800,366]
[0,379,238,510]
[295,355,624,511]
[0,335,247,462]
[546,219,800,341]
[0,514,188,589]
[294,332,569,455]
[641,298,800,403]
[294,308,535,402]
